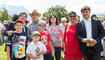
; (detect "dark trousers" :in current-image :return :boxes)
[52,47,61,60]
[82,47,101,60]
[44,52,52,60]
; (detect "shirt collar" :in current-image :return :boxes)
[84,18,91,22]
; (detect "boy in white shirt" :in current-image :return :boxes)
[26,31,46,60]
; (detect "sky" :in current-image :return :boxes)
[0,0,105,17]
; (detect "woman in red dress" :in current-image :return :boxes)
[63,11,83,60]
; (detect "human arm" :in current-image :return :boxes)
[6,46,11,60]
[6,36,12,60]
[26,54,40,59]
[63,24,68,48]
[59,25,64,48]
[49,41,55,56]
[47,32,55,56]
[95,20,105,42]
[36,51,46,55]
[76,22,87,43]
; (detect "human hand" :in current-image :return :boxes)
[8,30,13,36]
[82,38,91,43]
[61,42,65,48]
[52,51,55,56]
[2,27,6,31]
[7,57,11,60]
[90,40,97,46]
[33,56,40,59]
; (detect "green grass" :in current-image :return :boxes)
[0,43,7,60]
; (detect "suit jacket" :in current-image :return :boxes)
[76,19,105,53]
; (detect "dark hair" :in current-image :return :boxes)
[81,6,90,12]
[91,14,96,18]
[69,11,76,16]
[25,20,29,25]
[19,12,27,18]
[12,14,18,21]
[48,14,59,25]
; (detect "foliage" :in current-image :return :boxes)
[0,8,11,22]
[43,5,69,23]
[0,43,7,60]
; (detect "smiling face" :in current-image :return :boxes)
[32,34,40,42]
[51,16,57,24]
[62,20,66,26]
[38,23,46,31]
[81,10,90,20]
[81,6,91,20]
[69,14,76,22]
[14,22,23,31]
[18,14,27,23]
[49,14,59,25]
[31,15,39,23]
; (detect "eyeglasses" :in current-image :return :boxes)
[69,16,76,18]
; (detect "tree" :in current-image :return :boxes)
[43,5,69,23]
[0,8,11,22]
[0,11,3,20]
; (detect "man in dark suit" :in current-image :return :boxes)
[76,6,105,60]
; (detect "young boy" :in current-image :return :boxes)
[38,21,54,60]
[6,20,30,60]
[26,31,46,60]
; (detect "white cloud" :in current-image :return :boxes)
[0,0,105,16]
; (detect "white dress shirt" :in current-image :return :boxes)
[84,18,92,39]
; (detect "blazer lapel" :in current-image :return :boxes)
[91,19,95,38]
[82,20,87,37]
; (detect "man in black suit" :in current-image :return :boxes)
[76,6,105,60]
